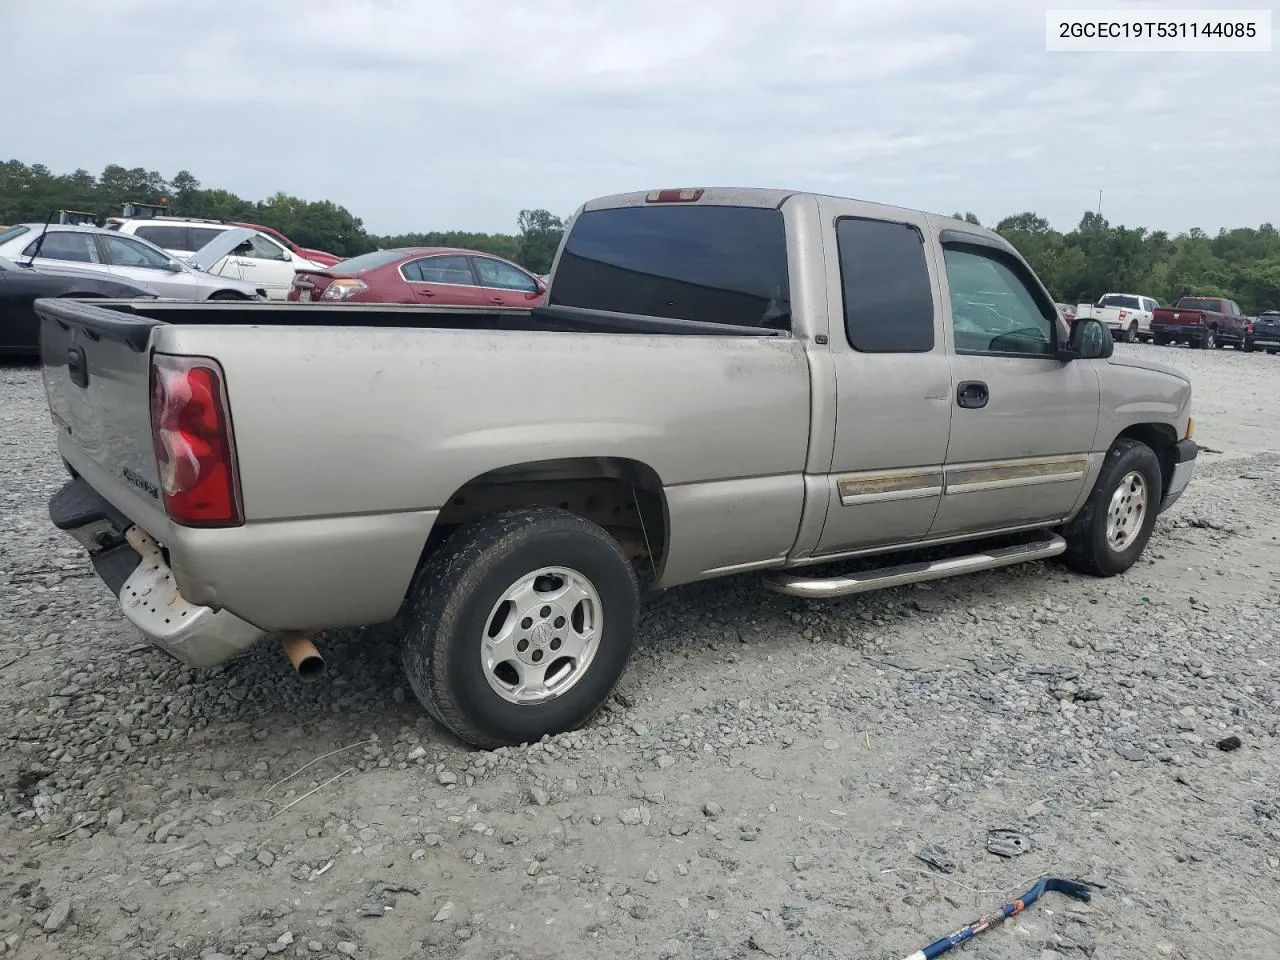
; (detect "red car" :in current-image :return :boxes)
[287,247,548,307]
[231,222,342,267]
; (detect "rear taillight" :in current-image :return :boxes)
[321,278,367,301]
[149,353,242,527]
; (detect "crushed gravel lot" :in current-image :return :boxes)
[2,345,1278,960]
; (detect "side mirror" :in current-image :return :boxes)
[281,249,292,261]
[535,278,547,294]
[1066,317,1113,360]
[164,260,183,272]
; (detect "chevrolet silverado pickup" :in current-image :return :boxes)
[1150,296,1249,349]
[35,187,1199,749]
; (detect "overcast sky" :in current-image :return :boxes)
[5,0,1277,235]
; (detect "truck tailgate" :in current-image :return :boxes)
[1152,308,1202,327]
[39,298,163,509]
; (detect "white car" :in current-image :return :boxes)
[108,217,326,300]
[0,224,266,301]
[1073,293,1161,344]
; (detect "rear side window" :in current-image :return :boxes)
[332,249,412,274]
[836,217,935,352]
[23,231,101,263]
[550,205,790,329]
[187,227,225,249]
[404,255,475,285]
[133,225,190,250]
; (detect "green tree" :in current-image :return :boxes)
[516,208,564,274]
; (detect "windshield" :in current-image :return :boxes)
[329,249,406,273]
[1099,295,1140,309]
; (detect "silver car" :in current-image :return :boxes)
[0,224,266,300]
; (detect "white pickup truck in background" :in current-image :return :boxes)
[1074,293,1161,343]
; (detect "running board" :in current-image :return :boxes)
[763,534,1067,599]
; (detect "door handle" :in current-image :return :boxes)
[489,297,504,304]
[956,380,989,409]
[416,288,435,297]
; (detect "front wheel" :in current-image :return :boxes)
[1243,339,1256,353]
[1061,439,1162,577]
[399,506,639,749]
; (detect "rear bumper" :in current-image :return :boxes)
[1150,323,1200,338]
[1161,438,1198,511]
[49,477,266,668]
[1247,331,1280,347]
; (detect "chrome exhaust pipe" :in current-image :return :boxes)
[281,632,325,682]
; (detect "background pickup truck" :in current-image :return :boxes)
[1073,292,1161,343]
[1245,310,1280,354]
[36,187,1198,749]
[1150,296,1250,349]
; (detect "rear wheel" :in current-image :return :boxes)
[1125,321,1138,343]
[1061,439,1162,577]
[1196,328,1215,349]
[399,506,639,749]
[1244,339,1256,353]
[1153,334,1169,346]
[1268,348,1279,356]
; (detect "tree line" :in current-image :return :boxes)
[2,160,1277,312]
[0,160,567,274]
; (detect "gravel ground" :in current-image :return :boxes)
[2,344,1279,960]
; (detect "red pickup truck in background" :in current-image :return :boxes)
[1149,296,1249,350]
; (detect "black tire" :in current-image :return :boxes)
[399,506,639,749]
[1244,339,1256,353]
[1061,438,1163,578]
[1153,334,1169,346]
[208,290,248,301]
[1125,321,1138,343]
[1267,348,1278,356]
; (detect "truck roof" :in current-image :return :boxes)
[578,187,1005,245]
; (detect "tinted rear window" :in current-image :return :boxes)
[134,225,190,250]
[549,205,790,328]
[1177,298,1222,312]
[1099,294,1140,309]
[331,249,412,274]
[188,227,225,249]
[836,217,934,352]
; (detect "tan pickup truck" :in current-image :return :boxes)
[37,187,1198,748]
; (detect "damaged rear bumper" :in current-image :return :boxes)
[48,477,265,668]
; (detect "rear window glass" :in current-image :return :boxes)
[134,225,190,250]
[0,225,31,246]
[549,205,790,328]
[836,217,935,352]
[331,249,411,274]
[1099,294,1140,309]
[1177,298,1223,312]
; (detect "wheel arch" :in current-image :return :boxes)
[427,456,670,578]
[1112,423,1177,499]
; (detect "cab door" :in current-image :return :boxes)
[807,199,954,558]
[927,233,1100,538]
[472,255,546,307]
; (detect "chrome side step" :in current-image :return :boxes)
[763,534,1067,599]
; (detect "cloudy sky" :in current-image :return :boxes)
[5,0,1277,235]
